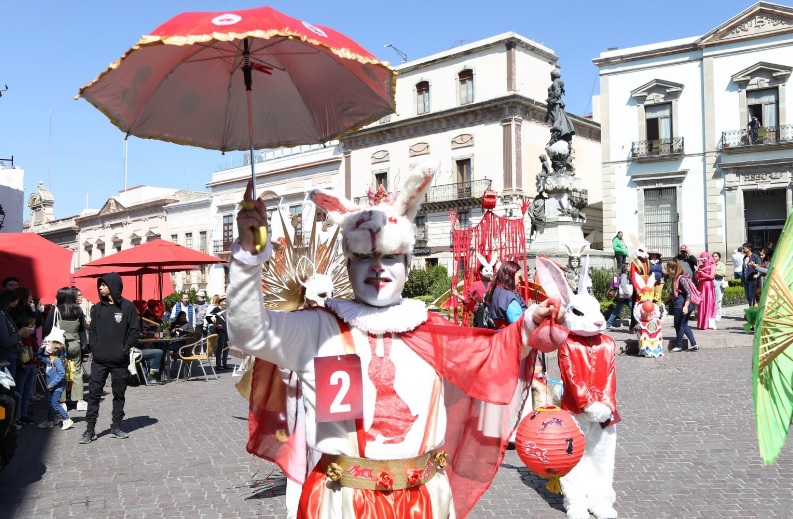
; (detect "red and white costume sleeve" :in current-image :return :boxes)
[557,334,618,417]
[227,245,559,519]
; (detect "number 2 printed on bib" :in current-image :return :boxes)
[314,354,364,423]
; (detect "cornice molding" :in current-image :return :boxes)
[341,94,600,150]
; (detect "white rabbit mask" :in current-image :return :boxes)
[476,253,499,280]
[535,255,606,337]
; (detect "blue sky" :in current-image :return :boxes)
[0,0,773,218]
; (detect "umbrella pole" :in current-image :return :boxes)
[241,38,267,252]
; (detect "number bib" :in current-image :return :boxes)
[314,354,364,423]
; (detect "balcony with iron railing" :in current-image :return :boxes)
[213,239,234,254]
[354,179,492,211]
[630,137,684,161]
[721,125,793,152]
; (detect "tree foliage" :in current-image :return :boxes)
[403,265,451,300]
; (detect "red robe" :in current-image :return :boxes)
[247,311,537,518]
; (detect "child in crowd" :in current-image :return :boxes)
[37,329,74,430]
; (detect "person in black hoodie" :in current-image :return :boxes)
[80,273,140,444]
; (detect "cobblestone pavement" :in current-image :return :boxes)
[1,305,791,518]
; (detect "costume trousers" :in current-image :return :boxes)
[561,416,617,509]
[85,361,128,429]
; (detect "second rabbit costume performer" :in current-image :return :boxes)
[228,165,567,519]
[535,256,620,519]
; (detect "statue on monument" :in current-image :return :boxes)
[544,69,576,145]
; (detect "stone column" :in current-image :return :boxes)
[343,147,352,200]
[787,183,792,215]
[502,119,513,189]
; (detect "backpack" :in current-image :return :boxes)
[679,276,702,305]
[472,303,497,329]
[61,356,74,384]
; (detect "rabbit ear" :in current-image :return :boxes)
[629,233,640,248]
[535,256,573,306]
[578,244,588,255]
[577,255,591,295]
[310,189,359,225]
[489,255,499,267]
[475,253,488,268]
[563,243,574,256]
[632,270,646,290]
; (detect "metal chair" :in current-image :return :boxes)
[176,334,219,382]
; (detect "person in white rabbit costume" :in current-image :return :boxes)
[228,164,567,519]
[534,255,619,519]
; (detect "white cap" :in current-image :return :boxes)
[43,327,66,347]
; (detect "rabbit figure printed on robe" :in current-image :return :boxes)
[534,255,619,519]
[631,271,665,358]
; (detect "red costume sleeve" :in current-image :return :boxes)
[401,312,525,404]
[601,338,618,413]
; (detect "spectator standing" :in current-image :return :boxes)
[664,260,699,352]
[81,273,140,443]
[43,287,87,411]
[712,252,727,321]
[752,248,773,301]
[12,315,38,427]
[194,289,210,336]
[0,290,33,380]
[748,115,761,144]
[695,252,717,330]
[731,247,744,282]
[742,243,761,308]
[647,249,664,301]
[37,330,74,431]
[206,306,229,370]
[606,264,632,329]
[2,277,19,291]
[675,245,697,278]
[612,231,628,270]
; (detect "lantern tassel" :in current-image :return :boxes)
[545,475,562,494]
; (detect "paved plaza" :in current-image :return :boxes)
[1,305,791,518]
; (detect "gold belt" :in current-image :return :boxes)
[319,450,447,491]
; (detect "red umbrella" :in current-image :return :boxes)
[76,6,396,250]
[73,264,201,301]
[82,239,224,268]
[81,239,223,300]
[0,233,74,302]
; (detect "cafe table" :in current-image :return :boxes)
[138,335,188,383]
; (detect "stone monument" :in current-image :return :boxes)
[529,70,595,258]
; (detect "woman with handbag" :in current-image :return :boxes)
[712,252,727,321]
[43,287,87,411]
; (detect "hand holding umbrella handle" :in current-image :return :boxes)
[238,180,269,254]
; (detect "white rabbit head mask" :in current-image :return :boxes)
[535,255,606,337]
[476,253,499,279]
[310,163,435,259]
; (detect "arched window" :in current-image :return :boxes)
[416,81,430,114]
[459,69,474,105]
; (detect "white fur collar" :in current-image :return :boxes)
[325,298,428,335]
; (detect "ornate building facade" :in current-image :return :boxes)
[342,32,602,270]
[595,1,793,257]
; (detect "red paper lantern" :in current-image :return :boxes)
[481,189,497,210]
[515,405,585,493]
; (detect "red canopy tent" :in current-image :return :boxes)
[0,233,74,302]
[72,265,201,302]
[81,239,225,301]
